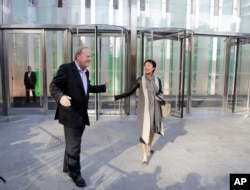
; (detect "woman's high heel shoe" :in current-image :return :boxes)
[142,155,148,166]
[148,143,154,154]
[142,160,148,166]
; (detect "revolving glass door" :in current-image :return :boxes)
[4,30,45,115]
[138,28,191,118]
[68,25,128,119]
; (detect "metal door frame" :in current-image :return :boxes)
[231,37,250,113]
[193,31,250,114]
[138,28,192,118]
[67,24,129,120]
[2,29,47,115]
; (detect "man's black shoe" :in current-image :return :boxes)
[72,176,86,187]
[63,169,68,173]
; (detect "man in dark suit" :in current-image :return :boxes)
[24,65,37,103]
[49,46,108,187]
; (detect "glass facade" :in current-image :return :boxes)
[0,0,250,115]
[2,0,246,33]
[3,0,129,25]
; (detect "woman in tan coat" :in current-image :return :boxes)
[114,59,164,166]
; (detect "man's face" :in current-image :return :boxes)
[77,48,91,70]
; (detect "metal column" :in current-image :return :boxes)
[222,37,232,111]
[186,33,193,115]
[127,0,137,115]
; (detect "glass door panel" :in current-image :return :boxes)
[140,30,186,118]
[71,30,127,117]
[5,30,44,114]
[46,30,65,111]
[192,36,226,110]
[71,34,96,113]
[227,39,237,110]
[167,38,183,117]
[234,43,250,112]
[98,36,126,115]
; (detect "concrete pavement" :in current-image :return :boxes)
[0,108,250,190]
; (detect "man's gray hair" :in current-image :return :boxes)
[74,46,89,59]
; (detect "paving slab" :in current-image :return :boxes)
[0,109,250,190]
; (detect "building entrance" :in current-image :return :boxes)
[1,25,128,118]
[138,28,193,118]
[68,25,129,119]
[1,26,250,117]
[3,29,46,115]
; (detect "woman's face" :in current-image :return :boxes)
[144,62,155,75]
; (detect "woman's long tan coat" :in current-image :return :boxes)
[114,75,164,144]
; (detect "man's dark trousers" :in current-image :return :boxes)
[63,124,85,178]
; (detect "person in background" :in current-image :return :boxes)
[24,66,37,103]
[50,46,108,187]
[113,59,164,166]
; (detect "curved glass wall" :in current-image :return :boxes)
[232,40,250,112]
[69,24,128,116]
[192,36,226,108]
[3,29,47,115]
[46,30,65,111]
[137,28,192,118]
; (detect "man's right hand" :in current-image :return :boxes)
[60,95,72,107]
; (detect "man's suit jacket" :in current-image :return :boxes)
[24,71,36,88]
[49,62,106,127]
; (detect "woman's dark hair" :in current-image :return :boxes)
[143,59,156,72]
